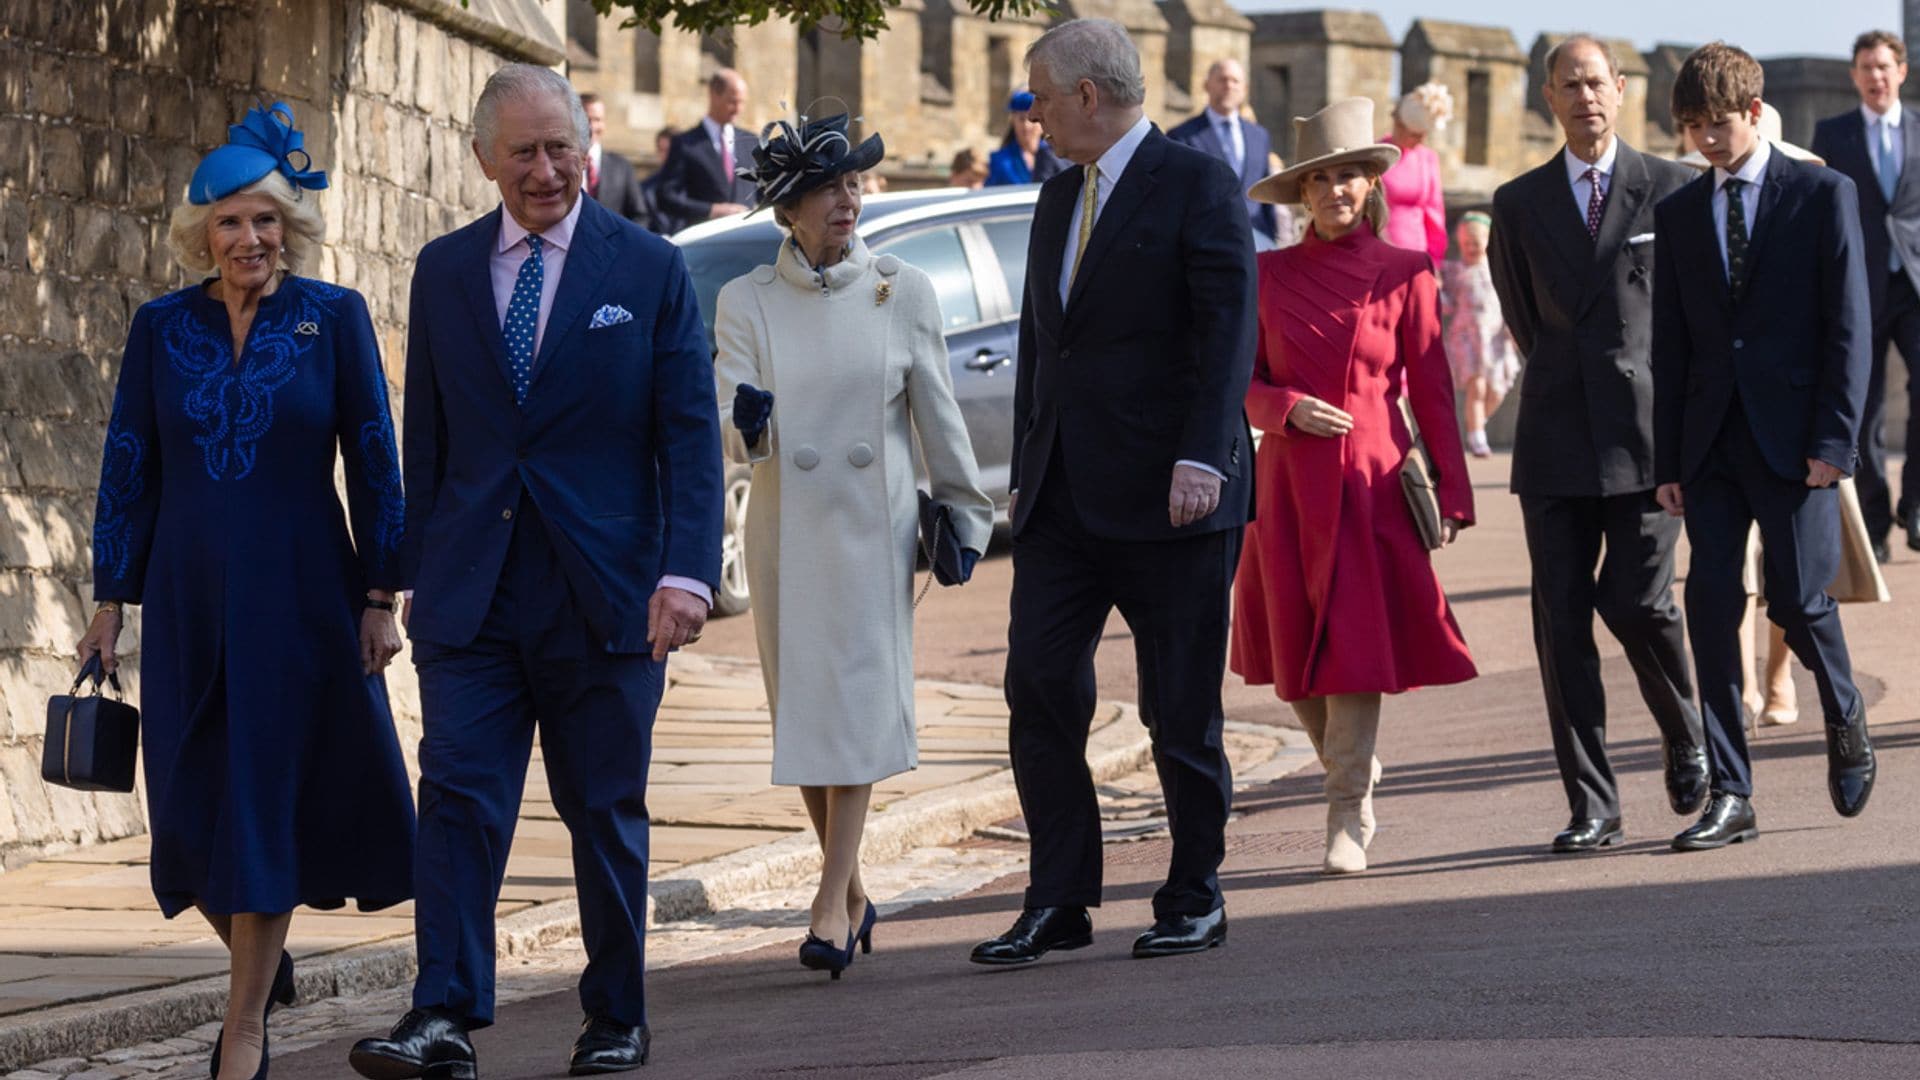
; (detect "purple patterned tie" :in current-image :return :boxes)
[1584,166,1605,240]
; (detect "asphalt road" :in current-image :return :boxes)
[280,455,1920,1078]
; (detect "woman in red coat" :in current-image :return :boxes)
[1234,99,1477,874]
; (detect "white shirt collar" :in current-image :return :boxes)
[1207,107,1238,127]
[1562,137,1619,185]
[702,115,733,146]
[1864,100,1904,129]
[1091,115,1154,181]
[1714,138,1772,194]
[497,190,584,255]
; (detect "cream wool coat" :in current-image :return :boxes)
[715,236,993,786]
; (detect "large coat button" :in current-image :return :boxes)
[794,446,820,470]
[847,443,875,468]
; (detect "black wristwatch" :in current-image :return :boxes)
[364,596,396,612]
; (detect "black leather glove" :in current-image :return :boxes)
[733,383,773,444]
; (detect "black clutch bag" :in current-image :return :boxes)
[43,655,139,793]
[916,491,967,604]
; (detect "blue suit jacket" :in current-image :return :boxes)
[1651,149,1872,486]
[1167,111,1276,242]
[398,196,724,651]
[1812,107,1920,313]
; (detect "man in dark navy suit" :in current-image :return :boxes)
[580,92,649,225]
[653,69,758,226]
[1651,43,1877,853]
[349,64,722,1079]
[1167,58,1278,245]
[1813,29,1920,559]
[969,18,1255,967]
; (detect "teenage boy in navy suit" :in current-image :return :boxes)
[1651,42,1878,851]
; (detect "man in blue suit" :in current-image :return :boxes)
[1651,43,1877,853]
[1167,58,1278,245]
[349,64,723,1079]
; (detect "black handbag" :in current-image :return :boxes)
[43,655,140,793]
[915,491,967,607]
[1398,398,1445,551]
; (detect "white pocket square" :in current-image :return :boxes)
[1628,232,1656,245]
[588,304,634,329]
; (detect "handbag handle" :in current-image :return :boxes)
[71,654,124,697]
[913,511,947,611]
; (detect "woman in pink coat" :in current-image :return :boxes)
[1379,83,1452,266]
[1233,98,1477,877]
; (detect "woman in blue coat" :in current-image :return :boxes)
[985,89,1067,186]
[75,104,415,1080]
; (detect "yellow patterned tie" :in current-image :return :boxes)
[1069,163,1100,288]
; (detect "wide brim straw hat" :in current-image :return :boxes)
[1678,102,1823,169]
[1249,98,1401,206]
[739,112,885,215]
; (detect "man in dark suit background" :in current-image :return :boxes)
[1167,58,1278,245]
[639,126,681,235]
[580,91,650,225]
[1652,43,1877,852]
[968,17,1255,967]
[1489,34,1708,856]
[1813,29,1920,559]
[654,69,757,226]
[347,64,722,1078]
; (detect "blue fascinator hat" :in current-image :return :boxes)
[739,112,884,216]
[187,102,328,205]
[1008,90,1035,112]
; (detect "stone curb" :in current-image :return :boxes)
[0,701,1156,1072]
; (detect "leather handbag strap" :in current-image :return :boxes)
[914,510,946,612]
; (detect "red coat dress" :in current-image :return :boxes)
[1231,223,1477,701]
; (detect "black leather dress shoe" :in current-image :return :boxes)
[968,906,1093,966]
[569,1016,649,1075]
[1551,817,1623,853]
[348,1007,476,1080]
[1826,703,1876,818]
[1671,793,1758,851]
[1663,742,1711,815]
[1873,537,1893,564]
[1905,511,1920,553]
[1131,907,1227,958]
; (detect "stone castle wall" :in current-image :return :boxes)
[0,0,557,867]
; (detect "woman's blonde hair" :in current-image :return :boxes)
[166,171,324,276]
[1299,162,1390,236]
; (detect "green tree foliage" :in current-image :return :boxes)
[587,0,1054,41]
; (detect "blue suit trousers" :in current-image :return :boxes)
[410,494,662,1029]
[1682,405,1861,797]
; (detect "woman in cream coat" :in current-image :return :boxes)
[715,115,993,979]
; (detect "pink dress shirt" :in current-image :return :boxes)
[1378,139,1447,266]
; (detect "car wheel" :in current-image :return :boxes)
[715,463,753,616]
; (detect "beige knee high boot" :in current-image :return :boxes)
[1321,694,1382,874]
[1360,755,1382,849]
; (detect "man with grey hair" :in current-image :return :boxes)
[1487,33,1707,855]
[1168,58,1279,243]
[971,17,1256,966]
[349,62,723,1078]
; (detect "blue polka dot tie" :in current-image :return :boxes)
[504,234,544,405]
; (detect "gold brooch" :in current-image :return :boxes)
[875,280,892,305]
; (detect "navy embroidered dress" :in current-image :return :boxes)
[93,276,416,918]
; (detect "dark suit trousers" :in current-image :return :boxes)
[1858,273,1920,538]
[1520,492,1703,820]
[410,496,662,1029]
[1005,463,1240,919]
[1683,407,1862,797]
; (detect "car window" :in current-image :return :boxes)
[979,216,1031,314]
[875,227,982,328]
[680,233,782,349]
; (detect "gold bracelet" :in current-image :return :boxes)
[97,602,123,616]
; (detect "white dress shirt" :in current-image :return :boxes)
[1053,115,1222,482]
[1563,137,1619,223]
[1863,100,1906,175]
[1207,106,1245,175]
[1711,138,1772,275]
[490,195,712,607]
[701,116,737,162]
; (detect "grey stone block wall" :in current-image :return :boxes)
[0,0,555,867]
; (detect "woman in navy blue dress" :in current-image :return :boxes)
[76,104,415,1080]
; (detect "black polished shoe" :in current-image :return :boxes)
[1873,537,1893,564]
[1663,742,1711,815]
[1131,907,1227,958]
[1905,510,1920,553]
[1671,793,1758,851]
[1551,817,1624,853]
[968,906,1093,966]
[212,951,295,1077]
[348,1007,476,1080]
[568,1016,649,1076]
[1826,703,1877,818]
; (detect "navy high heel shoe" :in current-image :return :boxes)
[798,932,851,980]
[852,900,876,959]
[212,951,294,1077]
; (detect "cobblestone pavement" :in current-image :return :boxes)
[8,727,1302,1079]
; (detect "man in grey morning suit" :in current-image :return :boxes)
[1488,35,1709,853]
